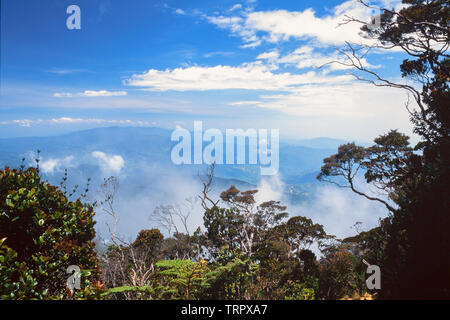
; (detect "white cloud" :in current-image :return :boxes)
[50,117,90,124]
[53,92,74,98]
[175,8,185,15]
[229,4,243,12]
[0,118,156,127]
[92,151,125,174]
[295,184,388,240]
[40,156,75,174]
[255,174,285,204]
[49,117,132,124]
[203,51,235,58]
[206,15,261,48]
[228,100,261,106]
[256,50,280,61]
[53,90,127,98]
[231,82,414,119]
[206,0,402,47]
[45,68,89,75]
[12,119,43,127]
[82,90,127,97]
[125,63,352,91]
[274,45,376,71]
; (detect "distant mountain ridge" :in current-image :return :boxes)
[0,126,346,183]
[0,126,356,206]
[0,126,373,236]
[282,137,371,149]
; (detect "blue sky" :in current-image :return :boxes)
[0,0,415,140]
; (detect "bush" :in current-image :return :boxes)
[280,280,315,300]
[0,166,101,299]
[318,250,361,299]
[0,237,38,299]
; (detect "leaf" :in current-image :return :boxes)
[5,199,14,208]
[101,285,153,297]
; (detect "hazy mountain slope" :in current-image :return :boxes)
[0,126,338,185]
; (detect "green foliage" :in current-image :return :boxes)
[155,259,208,299]
[318,250,362,300]
[101,285,155,299]
[132,229,164,249]
[0,166,101,299]
[280,281,315,300]
[202,249,260,299]
[0,238,39,299]
[203,206,242,255]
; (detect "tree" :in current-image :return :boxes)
[99,177,164,299]
[322,0,450,298]
[155,259,208,299]
[216,186,289,258]
[338,0,449,142]
[0,166,101,299]
[151,198,202,260]
[317,130,414,213]
[201,248,260,300]
[281,216,329,260]
[318,250,362,299]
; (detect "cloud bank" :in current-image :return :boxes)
[92,151,125,174]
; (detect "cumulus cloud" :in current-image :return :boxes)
[92,151,125,174]
[125,63,352,91]
[206,0,403,47]
[40,156,75,174]
[124,49,414,126]
[53,90,127,98]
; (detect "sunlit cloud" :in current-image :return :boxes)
[40,156,75,174]
[53,90,127,98]
[205,0,403,47]
[92,151,125,174]
[125,63,352,91]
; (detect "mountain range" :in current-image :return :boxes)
[0,126,370,237]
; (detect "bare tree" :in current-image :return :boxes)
[151,198,196,236]
[150,197,200,260]
[99,176,156,299]
[197,162,219,210]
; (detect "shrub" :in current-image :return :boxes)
[0,166,101,299]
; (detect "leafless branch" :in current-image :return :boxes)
[197,163,219,210]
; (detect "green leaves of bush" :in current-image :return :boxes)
[0,166,101,299]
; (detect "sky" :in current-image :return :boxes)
[0,0,417,141]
